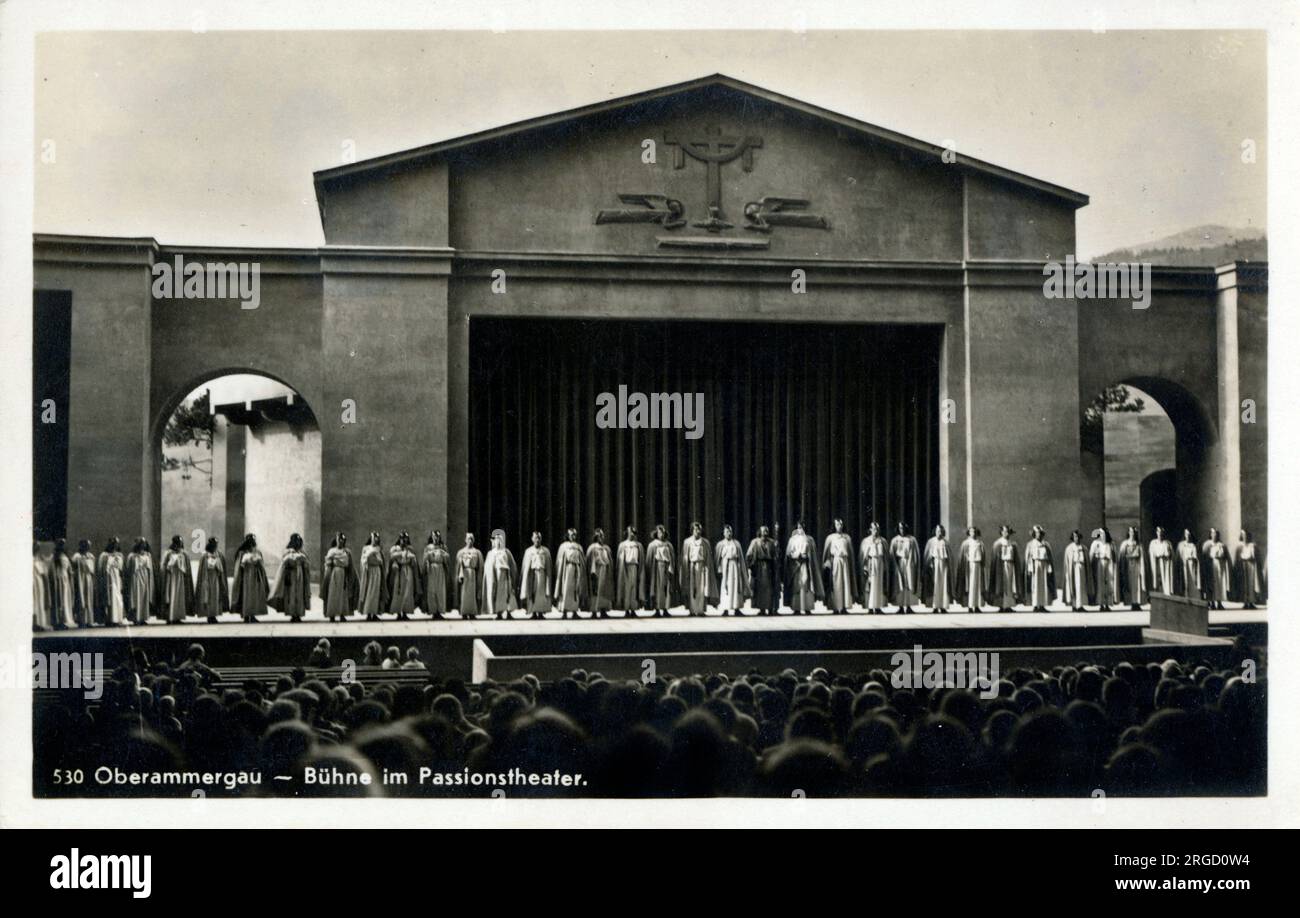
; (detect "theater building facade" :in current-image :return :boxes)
[33,75,1268,558]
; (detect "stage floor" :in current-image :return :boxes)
[33,606,1267,641]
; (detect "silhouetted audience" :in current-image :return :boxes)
[34,647,1265,798]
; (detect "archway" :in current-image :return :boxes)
[154,371,321,580]
[1079,377,1216,538]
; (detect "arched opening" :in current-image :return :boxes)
[156,371,321,581]
[1080,377,1216,537]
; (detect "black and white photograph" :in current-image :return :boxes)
[4,0,1298,851]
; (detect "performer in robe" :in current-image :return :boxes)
[922,525,956,613]
[195,537,231,623]
[821,519,856,614]
[956,527,988,613]
[586,529,616,619]
[1062,530,1092,611]
[480,529,516,620]
[679,521,717,616]
[715,525,749,616]
[890,522,922,614]
[1023,526,1056,613]
[33,543,52,632]
[988,526,1021,613]
[320,533,359,622]
[419,531,452,619]
[385,531,419,620]
[519,530,554,620]
[785,522,823,614]
[95,537,126,627]
[159,535,195,624]
[124,538,160,625]
[46,538,77,628]
[643,525,677,617]
[1175,529,1202,600]
[858,522,889,614]
[1117,527,1147,610]
[1089,528,1120,611]
[455,532,486,619]
[71,539,98,627]
[555,528,590,619]
[1201,527,1232,610]
[615,527,645,616]
[230,534,269,623]
[746,525,781,616]
[1148,527,1176,595]
[269,533,313,622]
[1234,529,1265,609]
[193,533,232,618]
[357,532,389,621]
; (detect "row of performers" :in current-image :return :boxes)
[32,521,1265,629]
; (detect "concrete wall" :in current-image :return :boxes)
[243,421,322,573]
[319,256,451,548]
[964,273,1082,546]
[34,241,155,548]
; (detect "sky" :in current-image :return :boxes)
[34,29,1267,258]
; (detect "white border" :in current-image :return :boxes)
[2,0,1297,828]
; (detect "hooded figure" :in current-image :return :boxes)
[124,538,162,624]
[679,521,718,616]
[419,531,453,618]
[1117,527,1147,610]
[955,527,987,613]
[386,531,419,619]
[922,525,956,613]
[1200,528,1231,610]
[47,538,77,628]
[357,532,390,620]
[1023,526,1056,613]
[890,522,922,614]
[784,523,824,614]
[519,531,553,620]
[484,529,519,619]
[1089,528,1119,611]
[1175,530,1202,600]
[587,529,616,618]
[1233,529,1265,608]
[746,526,781,615]
[269,533,313,621]
[615,527,645,616]
[71,539,97,627]
[1148,527,1176,595]
[455,533,486,619]
[555,528,590,618]
[33,543,52,631]
[96,537,126,626]
[159,535,195,623]
[320,532,359,621]
[195,536,231,623]
[230,534,270,622]
[988,526,1021,612]
[715,525,749,616]
[858,522,889,613]
[1061,530,1092,611]
[642,525,678,616]
[821,519,857,614]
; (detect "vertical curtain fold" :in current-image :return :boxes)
[469,319,941,549]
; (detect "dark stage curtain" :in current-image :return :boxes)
[469,318,941,551]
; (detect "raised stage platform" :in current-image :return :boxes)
[32,608,1266,682]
